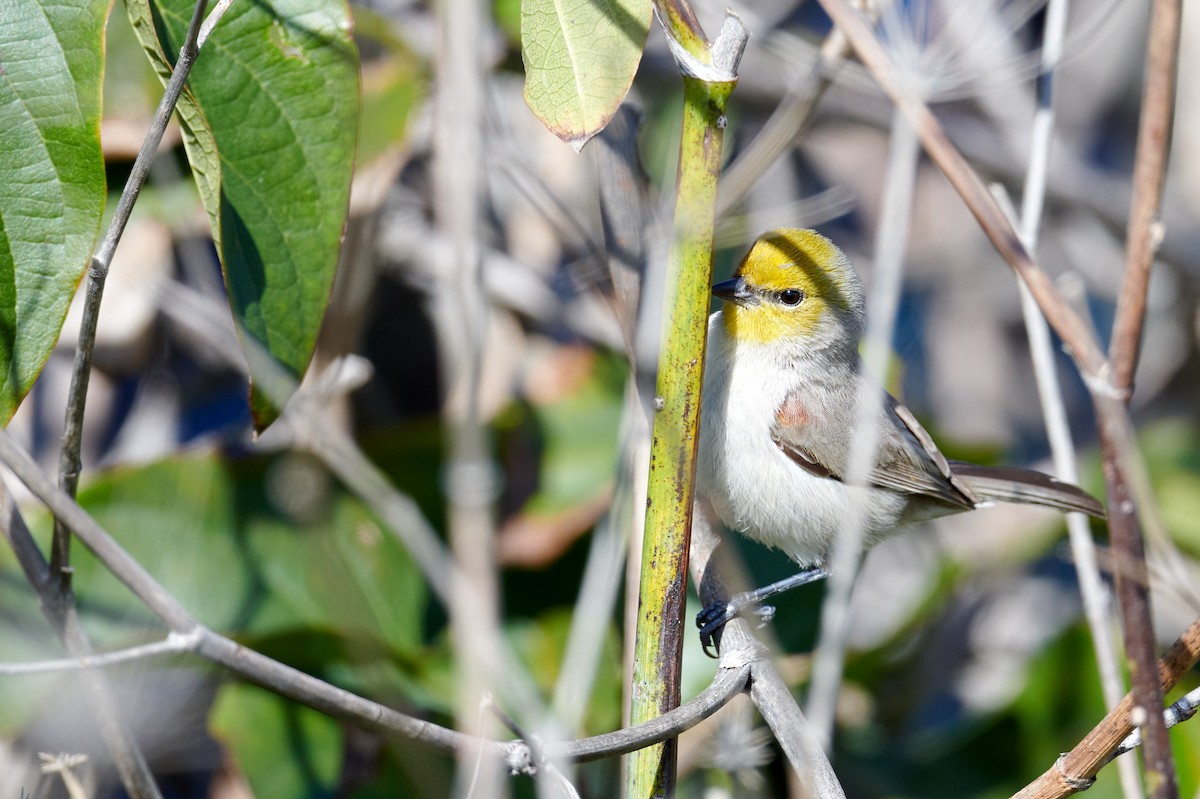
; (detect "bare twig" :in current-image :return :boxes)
[1109,0,1181,389]
[53,0,214,589]
[23,0,228,790]
[807,106,919,747]
[1012,616,1200,799]
[1114,687,1200,759]
[0,632,201,676]
[0,482,163,799]
[814,5,1182,797]
[1101,2,1184,794]
[812,0,1108,379]
[431,0,505,784]
[715,13,861,217]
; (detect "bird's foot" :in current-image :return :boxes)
[696,594,776,657]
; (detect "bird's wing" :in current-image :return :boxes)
[770,388,977,511]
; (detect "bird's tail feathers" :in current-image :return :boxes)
[950,462,1105,519]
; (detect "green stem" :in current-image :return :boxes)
[627,74,734,799]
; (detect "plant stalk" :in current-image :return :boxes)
[627,74,734,799]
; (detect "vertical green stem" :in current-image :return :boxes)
[627,75,734,799]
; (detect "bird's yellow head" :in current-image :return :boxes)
[715,229,865,351]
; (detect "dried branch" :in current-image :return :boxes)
[1012,616,1200,799]
[812,0,1107,379]
[1100,2,1184,794]
[0,632,200,676]
[1109,0,1182,389]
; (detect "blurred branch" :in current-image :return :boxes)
[430,0,506,784]
[690,499,845,797]
[807,105,918,748]
[1012,616,1200,799]
[716,7,866,217]
[0,632,200,675]
[0,481,163,799]
[812,0,1107,378]
[593,105,649,357]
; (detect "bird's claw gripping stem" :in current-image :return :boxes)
[695,566,830,656]
[696,594,776,657]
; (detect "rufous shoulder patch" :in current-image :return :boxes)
[775,394,810,428]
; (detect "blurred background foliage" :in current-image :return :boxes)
[1,0,1199,796]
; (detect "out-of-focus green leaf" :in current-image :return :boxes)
[1139,420,1200,556]
[0,0,107,422]
[211,681,342,797]
[125,0,359,429]
[239,453,425,654]
[59,454,251,636]
[352,7,424,165]
[520,0,650,151]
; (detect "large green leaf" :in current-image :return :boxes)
[521,0,650,151]
[126,0,359,429]
[0,0,108,422]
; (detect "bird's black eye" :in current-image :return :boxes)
[778,289,804,306]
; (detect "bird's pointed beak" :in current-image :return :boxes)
[712,276,756,306]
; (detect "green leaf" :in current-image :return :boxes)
[238,453,426,654]
[520,0,650,151]
[211,681,342,797]
[126,0,360,429]
[0,0,108,422]
[1,449,425,654]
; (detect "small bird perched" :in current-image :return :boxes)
[695,228,1103,651]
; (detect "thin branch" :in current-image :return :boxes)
[807,105,919,747]
[814,5,1181,797]
[1109,0,1181,389]
[54,0,213,584]
[431,0,506,784]
[1101,2,1184,793]
[750,663,846,799]
[715,11,865,217]
[0,483,163,799]
[812,0,1108,381]
[0,632,200,676]
[1011,616,1200,799]
[995,0,1139,761]
[40,2,230,789]
[1097,421,1174,797]
[1113,687,1200,759]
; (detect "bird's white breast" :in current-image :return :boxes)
[697,314,907,566]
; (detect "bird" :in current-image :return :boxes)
[695,228,1103,653]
